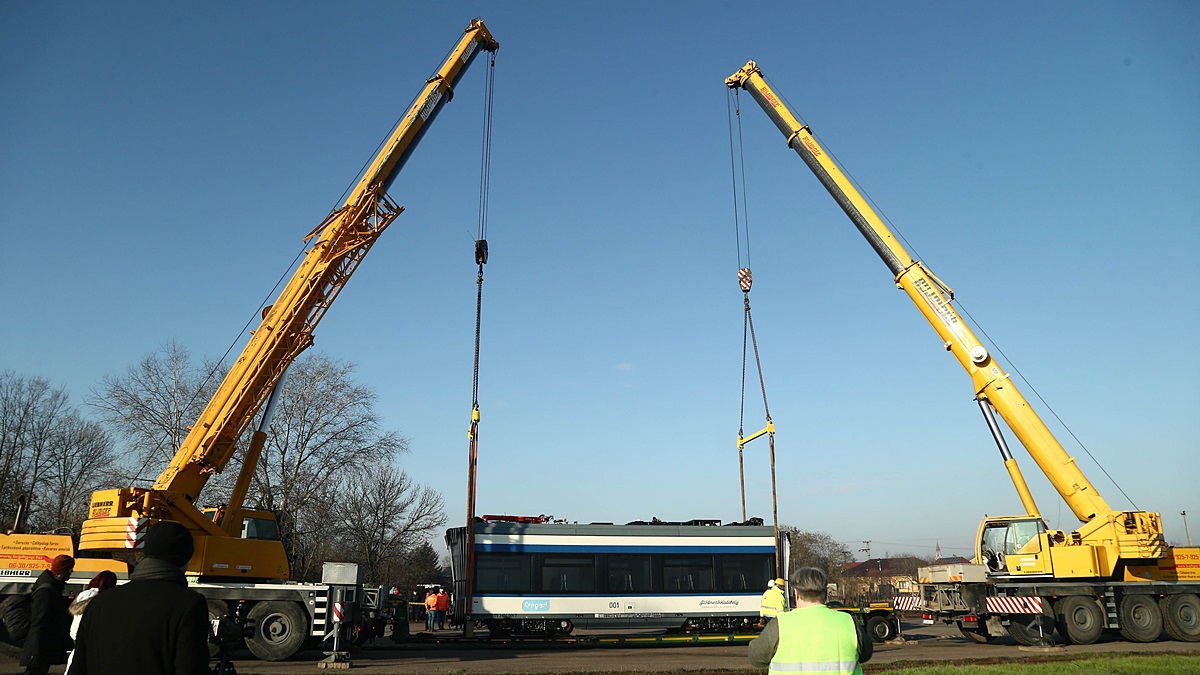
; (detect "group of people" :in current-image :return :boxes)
[423,587,450,631]
[17,521,211,675]
[751,568,874,675]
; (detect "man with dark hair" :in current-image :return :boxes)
[748,567,872,675]
[20,554,74,675]
[67,521,210,675]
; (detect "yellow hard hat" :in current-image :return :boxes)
[775,577,786,586]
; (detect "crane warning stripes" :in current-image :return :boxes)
[986,596,1044,614]
[892,595,923,611]
[125,517,149,548]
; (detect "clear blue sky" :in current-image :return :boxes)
[3,1,1197,561]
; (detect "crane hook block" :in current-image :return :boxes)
[475,239,489,265]
[739,268,753,292]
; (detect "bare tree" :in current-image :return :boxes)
[0,372,114,533]
[331,464,446,583]
[87,341,222,486]
[87,346,431,580]
[30,413,113,532]
[243,354,409,578]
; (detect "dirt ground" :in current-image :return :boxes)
[4,619,1198,674]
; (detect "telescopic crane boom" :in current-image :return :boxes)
[726,60,1174,582]
[78,20,499,580]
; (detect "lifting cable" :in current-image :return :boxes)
[464,49,496,634]
[727,89,780,570]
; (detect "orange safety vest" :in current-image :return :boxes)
[425,593,438,609]
[435,591,450,611]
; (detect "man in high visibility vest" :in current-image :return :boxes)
[748,567,873,675]
[759,577,788,624]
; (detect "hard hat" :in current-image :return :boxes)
[775,577,786,586]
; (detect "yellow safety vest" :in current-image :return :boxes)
[769,605,862,675]
[760,586,787,617]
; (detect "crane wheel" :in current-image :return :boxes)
[1006,613,1055,646]
[246,600,308,661]
[1161,593,1200,642]
[956,620,994,643]
[1054,596,1103,645]
[1118,594,1163,643]
[206,599,230,657]
[865,614,897,642]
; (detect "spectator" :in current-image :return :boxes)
[435,587,450,630]
[67,521,209,675]
[424,589,438,632]
[65,571,118,673]
[749,567,872,675]
[20,554,74,675]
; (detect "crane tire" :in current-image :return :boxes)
[1161,593,1200,642]
[956,621,993,643]
[866,614,896,642]
[206,599,229,657]
[1007,613,1055,646]
[1054,596,1104,645]
[246,600,308,661]
[1118,594,1163,643]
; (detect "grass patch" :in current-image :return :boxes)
[865,653,1200,674]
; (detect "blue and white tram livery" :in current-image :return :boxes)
[445,517,786,635]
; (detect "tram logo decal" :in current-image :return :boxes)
[522,600,551,612]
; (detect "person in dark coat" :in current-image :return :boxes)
[67,521,209,675]
[20,554,74,675]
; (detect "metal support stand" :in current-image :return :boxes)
[318,588,352,669]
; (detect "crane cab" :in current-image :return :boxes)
[976,516,1056,577]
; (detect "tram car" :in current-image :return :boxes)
[445,516,786,636]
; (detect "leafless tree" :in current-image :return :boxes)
[87,340,222,486]
[330,463,446,584]
[87,346,435,579]
[30,413,113,532]
[241,354,410,578]
[0,372,114,533]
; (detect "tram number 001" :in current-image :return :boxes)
[608,602,620,609]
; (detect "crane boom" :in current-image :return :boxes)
[154,19,498,503]
[725,61,1112,525]
[78,20,499,580]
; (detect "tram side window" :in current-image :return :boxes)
[606,555,652,593]
[720,554,771,592]
[663,555,714,592]
[475,553,531,593]
[540,555,596,593]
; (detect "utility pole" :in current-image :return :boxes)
[859,541,871,560]
[1184,511,1193,547]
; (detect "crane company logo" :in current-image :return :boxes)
[420,89,444,121]
[802,136,823,158]
[462,38,478,62]
[522,599,551,612]
[913,277,958,327]
[0,570,33,577]
[761,88,782,109]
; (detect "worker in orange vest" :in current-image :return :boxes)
[434,588,451,630]
[424,590,438,632]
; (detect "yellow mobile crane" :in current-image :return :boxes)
[57,20,496,661]
[726,61,1199,645]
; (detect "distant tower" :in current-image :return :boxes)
[934,541,942,561]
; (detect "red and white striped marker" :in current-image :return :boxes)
[986,596,1043,614]
[125,517,149,548]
